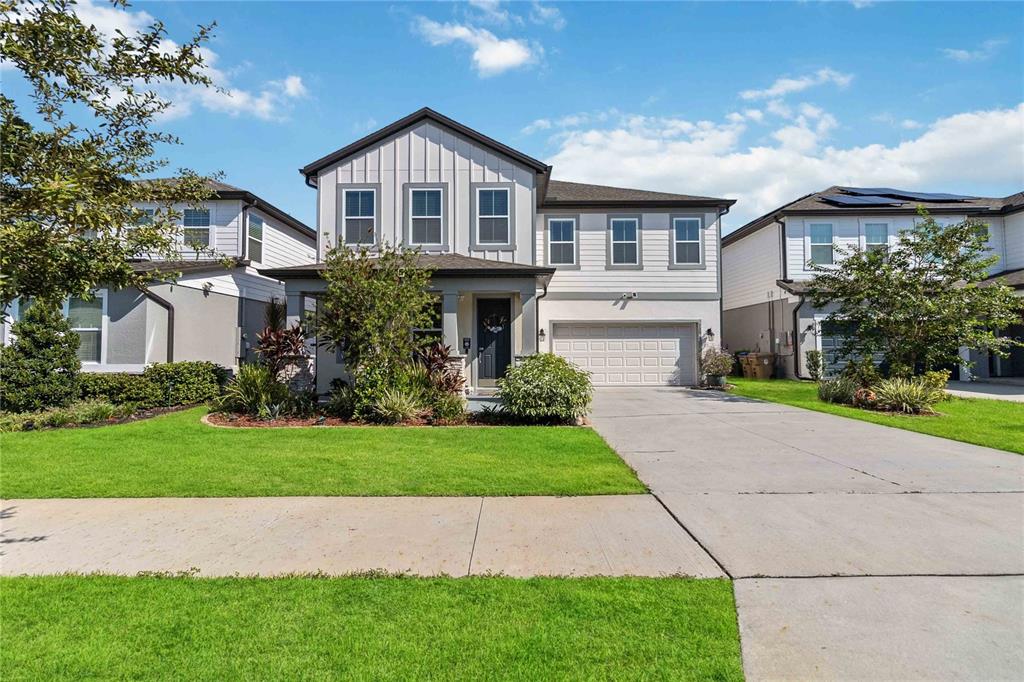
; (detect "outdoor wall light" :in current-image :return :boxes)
[705,328,715,340]
[538,328,546,342]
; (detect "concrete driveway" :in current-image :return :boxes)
[591,387,1024,681]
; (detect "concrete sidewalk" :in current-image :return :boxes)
[946,380,1024,402]
[0,495,723,578]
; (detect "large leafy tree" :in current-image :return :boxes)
[807,209,1022,375]
[317,244,436,375]
[0,0,218,312]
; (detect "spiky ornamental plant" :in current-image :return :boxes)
[807,208,1022,375]
[0,0,220,312]
[0,302,81,412]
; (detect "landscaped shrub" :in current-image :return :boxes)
[371,386,425,424]
[921,369,951,398]
[817,377,857,404]
[324,382,356,420]
[699,347,734,383]
[0,303,81,413]
[283,389,319,418]
[143,361,227,406]
[253,324,307,378]
[217,364,289,416]
[840,357,881,388]
[805,350,824,382]
[852,387,877,409]
[352,363,430,420]
[79,373,164,409]
[873,377,945,414]
[430,392,467,425]
[497,353,592,424]
[418,342,466,396]
[0,399,129,432]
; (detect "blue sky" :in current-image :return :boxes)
[25,1,1024,231]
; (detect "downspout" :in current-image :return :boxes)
[791,295,806,379]
[535,275,550,352]
[141,287,174,362]
[717,205,729,349]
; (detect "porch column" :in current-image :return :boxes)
[286,292,305,329]
[442,293,459,349]
[520,285,538,356]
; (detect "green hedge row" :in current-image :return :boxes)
[78,362,229,409]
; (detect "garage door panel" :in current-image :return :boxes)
[551,323,697,386]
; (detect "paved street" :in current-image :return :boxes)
[591,388,1024,681]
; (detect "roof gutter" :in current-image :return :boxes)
[141,287,174,362]
[791,295,806,379]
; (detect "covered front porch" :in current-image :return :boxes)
[260,254,554,395]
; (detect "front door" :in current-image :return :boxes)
[477,298,512,386]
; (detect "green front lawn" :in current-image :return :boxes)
[1,575,743,681]
[0,407,645,498]
[730,377,1024,454]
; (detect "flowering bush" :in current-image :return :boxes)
[699,347,734,381]
[497,353,592,423]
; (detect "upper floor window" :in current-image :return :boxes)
[135,208,155,226]
[808,223,834,265]
[548,218,576,265]
[183,208,211,248]
[477,188,510,245]
[864,223,888,253]
[610,217,639,266]
[343,189,376,245]
[248,214,264,263]
[410,189,443,245]
[672,217,702,265]
[67,293,104,364]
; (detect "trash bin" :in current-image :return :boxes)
[740,353,756,378]
[751,353,775,379]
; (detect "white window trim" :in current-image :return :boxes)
[806,221,835,266]
[547,217,577,266]
[342,187,378,246]
[670,215,704,268]
[64,289,108,365]
[181,206,213,251]
[475,186,511,247]
[409,188,444,246]
[609,216,641,267]
[247,213,265,264]
[861,220,889,252]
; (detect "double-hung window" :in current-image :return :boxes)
[477,188,510,245]
[135,208,155,226]
[548,218,576,265]
[808,223,834,265]
[67,294,104,364]
[672,217,702,265]
[864,223,887,253]
[183,208,211,248]
[248,214,264,263]
[410,189,443,245]
[343,189,376,245]
[412,299,443,348]
[610,218,639,266]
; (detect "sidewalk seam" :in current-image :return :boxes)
[651,492,733,579]
[466,497,484,576]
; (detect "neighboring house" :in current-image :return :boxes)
[721,186,1024,380]
[260,108,734,393]
[2,181,316,373]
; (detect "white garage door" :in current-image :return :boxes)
[551,323,698,386]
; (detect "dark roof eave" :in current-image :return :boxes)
[300,108,551,182]
[542,199,735,210]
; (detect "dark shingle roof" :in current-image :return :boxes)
[259,253,554,280]
[979,268,1024,289]
[129,259,246,277]
[724,186,1023,246]
[542,179,734,208]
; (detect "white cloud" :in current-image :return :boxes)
[900,119,922,130]
[413,16,537,77]
[851,1,875,8]
[69,0,306,122]
[942,38,1007,62]
[740,68,853,100]
[743,109,764,123]
[872,113,925,131]
[530,2,567,30]
[542,104,1024,230]
[521,118,553,135]
[467,0,520,26]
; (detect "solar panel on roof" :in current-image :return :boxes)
[820,194,905,207]
[836,187,976,202]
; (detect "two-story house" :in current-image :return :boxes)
[2,181,316,373]
[260,108,734,393]
[721,186,1024,380]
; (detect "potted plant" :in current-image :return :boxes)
[700,347,734,387]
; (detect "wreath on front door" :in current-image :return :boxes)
[482,314,508,334]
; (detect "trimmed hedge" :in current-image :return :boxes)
[79,362,227,408]
[497,353,593,423]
